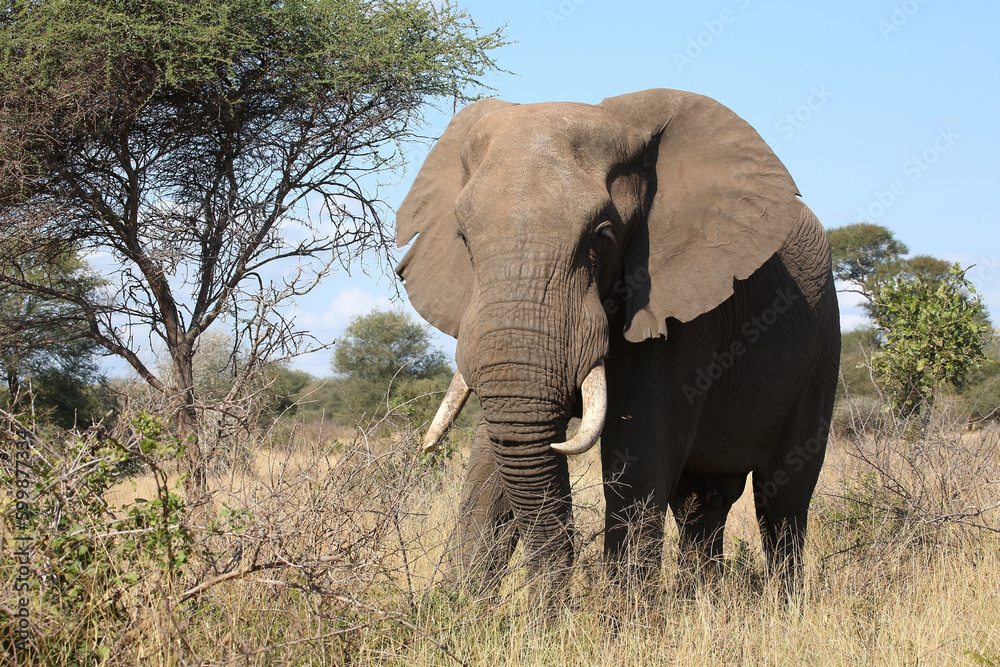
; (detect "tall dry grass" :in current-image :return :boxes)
[2,405,999,665]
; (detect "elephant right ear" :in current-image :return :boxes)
[599,89,802,342]
[395,98,514,338]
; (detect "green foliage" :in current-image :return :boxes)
[720,536,765,592]
[838,326,880,399]
[267,363,315,415]
[955,339,1000,423]
[0,0,506,147]
[826,224,967,317]
[869,265,993,420]
[828,223,909,292]
[969,649,1000,666]
[0,248,108,427]
[333,309,450,382]
[331,308,452,426]
[813,470,915,556]
[1,0,506,219]
[828,225,999,425]
[0,412,192,662]
[897,254,953,284]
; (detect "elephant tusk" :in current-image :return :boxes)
[422,371,472,453]
[550,361,607,456]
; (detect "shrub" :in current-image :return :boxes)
[0,411,191,663]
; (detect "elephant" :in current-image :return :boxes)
[395,89,840,594]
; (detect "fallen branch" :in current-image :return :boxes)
[176,553,350,604]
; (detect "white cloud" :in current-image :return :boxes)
[287,285,458,375]
[840,313,871,332]
[297,287,394,333]
[833,285,872,332]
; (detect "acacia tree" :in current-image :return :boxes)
[828,223,909,299]
[0,0,504,497]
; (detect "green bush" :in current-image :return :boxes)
[1,412,192,663]
[869,265,991,423]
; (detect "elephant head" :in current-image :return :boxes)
[395,89,801,575]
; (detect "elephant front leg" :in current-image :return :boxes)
[670,470,747,596]
[602,443,668,586]
[450,418,518,592]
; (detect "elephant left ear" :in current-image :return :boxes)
[396,98,511,338]
[395,98,514,337]
[599,89,802,342]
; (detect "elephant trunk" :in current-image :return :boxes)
[477,386,576,578]
[454,255,609,577]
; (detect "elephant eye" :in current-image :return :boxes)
[593,220,617,247]
[456,230,469,247]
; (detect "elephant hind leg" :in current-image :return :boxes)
[752,387,832,592]
[669,469,748,594]
[752,477,810,592]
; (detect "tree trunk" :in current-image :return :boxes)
[172,345,209,508]
[919,395,934,442]
[179,402,208,501]
[6,368,19,404]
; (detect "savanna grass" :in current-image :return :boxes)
[2,404,998,665]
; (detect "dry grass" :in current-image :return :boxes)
[3,412,1000,666]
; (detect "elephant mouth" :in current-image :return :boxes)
[421,360,607,455]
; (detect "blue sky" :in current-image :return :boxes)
[286,0,999,376]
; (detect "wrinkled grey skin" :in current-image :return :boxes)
[395,89,840,592]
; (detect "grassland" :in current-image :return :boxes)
[3,412,999,665]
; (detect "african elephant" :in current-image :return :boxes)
[395,89,840,593]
